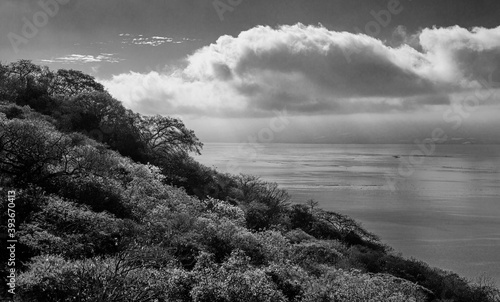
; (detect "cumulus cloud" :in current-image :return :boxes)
[101,24,500,117]
[418,26,500,87]
[103,71,248,116]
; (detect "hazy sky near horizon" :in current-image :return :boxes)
[1,0,500,143]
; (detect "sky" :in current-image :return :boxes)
[1,0,500,143]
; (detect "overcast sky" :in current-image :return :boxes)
[1,0,500,143]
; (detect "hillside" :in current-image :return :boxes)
[1,60,499,302]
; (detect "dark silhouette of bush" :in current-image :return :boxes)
[291,241,342,267]
[379,255,499,302]
[245,202,272,230]
[289,204,315,232]
[53,176,133,219]
[172,243,201,271]
[266,270,305,302]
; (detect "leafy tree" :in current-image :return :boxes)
[315,210,381,248]
[16,254,170,302]
[190,251,287,302]
[0,117,72,184]
[0,62,10,100]
[300,267,431,302]
[289,204,316,233]
[1,61,104,118]
[245,202,273,230]
[51,69,104,97]
[290,240,342,269]
[19,196,132,259]
[1,60,58,113]
[233,175,291,230]
[65,92,125,127]
[0,102,47,120]
[137,115,202,158]
[158,154,227,199]
[4,60,43,92]
[235,175,290,211]
[59,92,146,161]
[0,116,124,186]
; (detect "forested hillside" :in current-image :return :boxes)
[1,60,499,302]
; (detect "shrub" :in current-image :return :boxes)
[284,229,316,244]
[300,268,430,302]
[163,268,194,302]
[244,201,272,230]
[347,245,386,273]
[253,230,291,264]
[190,251,287,302]
[201,197,246,226]
[380,254,500,302]
[54,174,133,219]
[235,175,290,213]
[265,262,310,302]
[289,204,315,231]
[291,240,343,268]
[16,254,169,302]
[18,197,133,259]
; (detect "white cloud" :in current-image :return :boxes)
[418,26,500,88]
[119,34,193,47]
[42,53,123,64]
[101,24,500,117]
[103,71,247,116]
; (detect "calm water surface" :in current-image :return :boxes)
[195,143,500,284]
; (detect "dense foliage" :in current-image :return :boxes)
[1,61,499,301]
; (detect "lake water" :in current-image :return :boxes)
[194,143,500,284]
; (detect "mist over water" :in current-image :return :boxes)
[195,143,500,284]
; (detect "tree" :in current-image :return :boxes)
[5,60,43,91]
[235,175,290,213]
[136,115,203,159]
[19,196,129,258]
[51,69,104,97]
[0,61,105,115]
[0,62,9,100]
[60,92,146,161]
[62,91,126,131]
[0,117,72,184]
[133,115,204,193]
[16,254,170,302]
[0,60,61,114]
[315,210,379,244]
[0,117,119,186]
